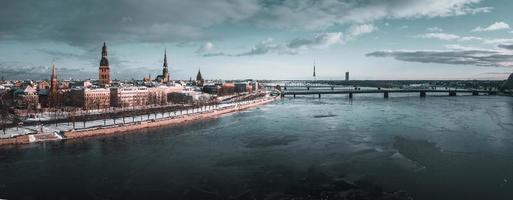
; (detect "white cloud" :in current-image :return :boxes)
[253,0,490,30]
[201,32,344,57]
[418,33,483,42]
[483,38,513,44]
[367,48,513,67]
[427,27,444,32]
[0,0,492,46]
[472,21,510,32]
[419,33,460,40]
[347,24,378,37]
[195,42,215,54]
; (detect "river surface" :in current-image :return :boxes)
[1,95,513,200]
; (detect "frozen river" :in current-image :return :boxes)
[1,95,513,199]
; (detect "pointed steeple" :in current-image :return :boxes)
[162,49,170,83]
[102,42,107,57]
[50,64,57,93]
[100,42,109,66]
[51,64,56,79]
[163,49,168,68]
[196,68,203,81]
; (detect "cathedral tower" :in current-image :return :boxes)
[99,42,110,87]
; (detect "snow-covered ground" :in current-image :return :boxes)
[2,95,272,140]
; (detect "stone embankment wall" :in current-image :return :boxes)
[64,98,276,139]
[0,135,30,146]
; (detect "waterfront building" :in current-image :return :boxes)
[147,86,168,105]
[110,87,149,108]
[345,71,349,81]
[99,42,111,87]
[219,82,235,96]
[14,86,39,109]
[202,84,221,95]
[235,82,253,93]
[71,88,111,109]
[167,92,193,104]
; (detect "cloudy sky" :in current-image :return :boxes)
[1,0,513,80]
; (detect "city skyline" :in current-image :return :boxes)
[1,0,513,80]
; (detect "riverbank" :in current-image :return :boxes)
[0,97,278,146]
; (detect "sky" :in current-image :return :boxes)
[1,0,513,80]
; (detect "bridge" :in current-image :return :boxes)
[280,89,496,98]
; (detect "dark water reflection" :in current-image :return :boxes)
[1,95,513,200]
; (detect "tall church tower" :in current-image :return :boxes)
[49,64,58,107]
[196,68,204,86]
[50,64,57,93]
[162,49,170,83]
[99,42,110,87]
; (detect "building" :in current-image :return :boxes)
[345,71,349,81]
[196,69,204,86]
[71,88,110,109]
[252,81,260,91]
[147,86,168,105]
[235,82,252,93]
[219,82,235,96]
[110,87,149,108]
[14,86,39,109]
[167,92,193,104]
[99,42,111,87]
[70,80,93,88]
[202,84,221,95]
[37,81,49,90]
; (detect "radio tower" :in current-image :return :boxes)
[313,59,316,81]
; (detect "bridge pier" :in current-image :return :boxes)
[318,94,321,98]
[449,91,457,96]
[384,91,389,98]
[349,92,353,99]
[472,91,479,96]
[307,86,310,90]
[420,91,426,98]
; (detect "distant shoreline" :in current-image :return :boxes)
[0,97,278,146]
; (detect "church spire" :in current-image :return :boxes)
[50,64,57,93]
[163,49,168,68]
[102,42,107,57]
[196,68,204,86]
[162,49,170,83]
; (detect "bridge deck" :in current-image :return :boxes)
[282,89,491,95]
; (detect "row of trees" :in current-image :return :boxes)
[2,91,262,133]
